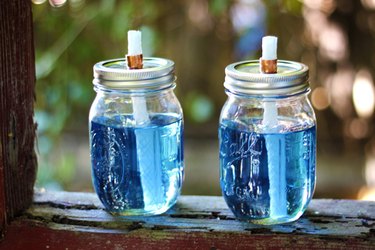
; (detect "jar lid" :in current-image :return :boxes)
[93,57,175,91]
[224,60,309,97]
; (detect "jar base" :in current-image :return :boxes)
[107,204,173,217]
[237,211,304,225]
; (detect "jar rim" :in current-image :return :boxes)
[224,60,309,96]
[93,57,175,91]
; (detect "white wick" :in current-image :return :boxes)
[127,30,148,124]
[127,30,142,56]
[127,30,163,207]
[262,36,278,60]
[261,35,287,220]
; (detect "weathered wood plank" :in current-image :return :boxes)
[0,0,37,235]
[1,191,374,249]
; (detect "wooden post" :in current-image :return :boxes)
[0,0,37,234]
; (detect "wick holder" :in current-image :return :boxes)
[260,58,277,74]
[127,54,143,69]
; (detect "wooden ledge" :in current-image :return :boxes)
[1,191,374,249]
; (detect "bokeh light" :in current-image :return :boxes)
[362,0,375,10]
[352,70,375,118]
[48,0,67,7]
[186,93,214,123]
[230,0,265,58]
[358,186,375,200]
[318,23,348,61]
[327,67,354,119]
[311,86,330,110]
[346,118,369,139]
[304,0,336,13]
[188,0,212,32]
[32,0,47,4]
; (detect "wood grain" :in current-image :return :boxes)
[1,191,374,249]
[0,0,37,234]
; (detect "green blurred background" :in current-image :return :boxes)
[33,0,375,200]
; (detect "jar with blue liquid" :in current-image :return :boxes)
[90,57,184,215]
[219,60,316,224]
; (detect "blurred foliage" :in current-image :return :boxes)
[31,0,316,189]
[33,0,165,188]
[33,0,375,196]
[33,0,238,189]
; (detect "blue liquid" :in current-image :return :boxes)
[219,120,316,224]
[90,115,184,215]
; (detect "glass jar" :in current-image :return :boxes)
[219,60,316,224]
[90,57,184,216]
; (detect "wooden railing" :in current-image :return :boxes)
[1,191,374,249]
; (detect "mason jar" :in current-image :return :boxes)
[90,57,184,216]
[219,60,316,224]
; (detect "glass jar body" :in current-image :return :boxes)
[89,86,184,215]
[219,91,316,224]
